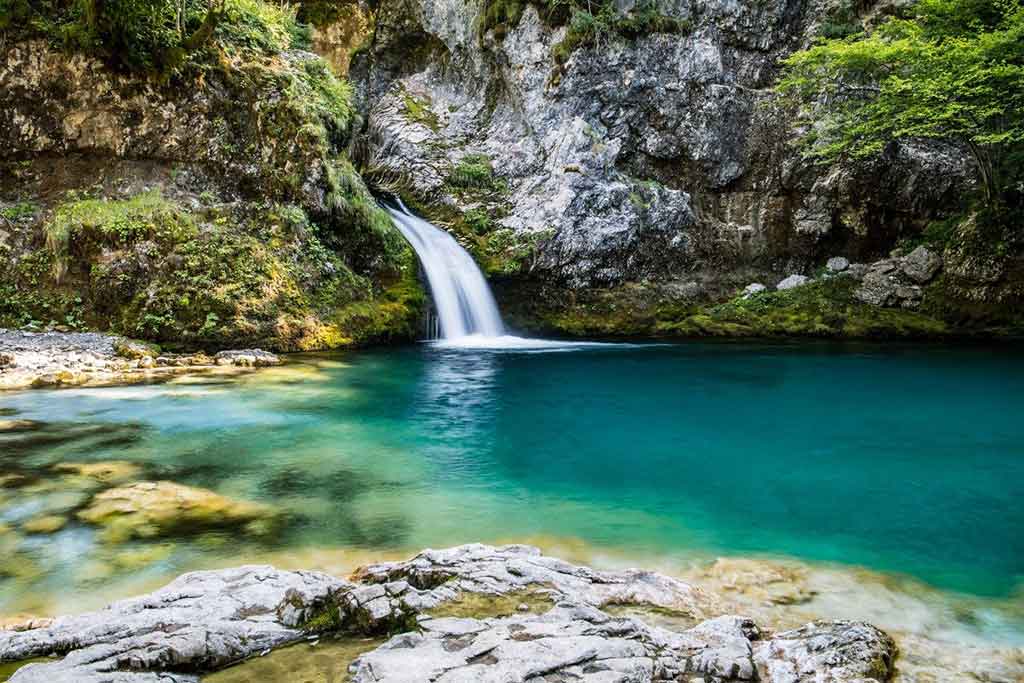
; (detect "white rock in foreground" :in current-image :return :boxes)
[0,544,897,683]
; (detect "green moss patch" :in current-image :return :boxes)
[501,278,956,340]
[666,279,950,339]
[202,634,385,683]
[400,89,441,132]
[0,188,422,350]
[425,589,555,620]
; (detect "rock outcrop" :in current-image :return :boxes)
[0,544,898,683]
[1,565,346,683]
[854,246,944,309]
[0,329,280,390]
[0,34,423,351]
[352,0,972,290]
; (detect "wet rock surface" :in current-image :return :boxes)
[0,544,902,682]
[0,329,280,390]
[77,481,281,543]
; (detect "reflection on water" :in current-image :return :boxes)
[1,342,1023,655]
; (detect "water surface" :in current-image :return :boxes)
[2,340,1022,643]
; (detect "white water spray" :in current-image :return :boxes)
[386,201,505,340]
[387,201,626,351]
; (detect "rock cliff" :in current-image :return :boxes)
[349,0,1021,336]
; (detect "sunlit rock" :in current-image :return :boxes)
[77,481,281,543]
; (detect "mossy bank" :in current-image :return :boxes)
[0,0,424,351]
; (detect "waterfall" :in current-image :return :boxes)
[386,201,505,341]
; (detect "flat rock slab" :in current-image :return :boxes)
[350,607,895,682]
[1,566,347,682]
[0,545,897,683]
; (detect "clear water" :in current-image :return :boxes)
[2,341,1023,643]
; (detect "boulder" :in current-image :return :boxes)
[901,245,943,284]
[112,338,160,360]
[854,269,900,307]
[742,283,767,298]
[776,274,811,291]
[826,256,850,272]
[0,566,346,683]
[76,481,280,542]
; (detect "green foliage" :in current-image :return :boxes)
[778,0,1024,205]
[400,89,441,131]
[295,0,356,28]
[552,0,691,64]
[45,189,194,281]
[480,0,689,62]
[463,208,493,235]
[447,154,503,192]
[0,202,39,223]
[1,0,315,75]
[0,189,421,349]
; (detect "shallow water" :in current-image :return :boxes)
[1,340,1023,646]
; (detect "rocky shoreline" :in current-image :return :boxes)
[0,544,901,682]
[0,330,281,391]
[1,544,1020,682]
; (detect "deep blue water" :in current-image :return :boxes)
[2,340,1023,618]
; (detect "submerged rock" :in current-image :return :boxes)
[76,481,280,543]
[50,461,143,486]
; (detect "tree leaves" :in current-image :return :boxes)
[778,0,1024,204]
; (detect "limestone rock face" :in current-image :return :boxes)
[0,544,899,683]
[352,0,971,288]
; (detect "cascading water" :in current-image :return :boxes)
[387,201,619,350]
[386,201,505,341]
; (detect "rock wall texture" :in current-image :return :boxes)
[351,0,974,291]
[0,41,424,350]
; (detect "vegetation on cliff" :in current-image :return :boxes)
[481,0,689,62]
[0,0,423,350]
[780,0,1023,211]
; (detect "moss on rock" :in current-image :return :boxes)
[77,480,281,543]
[501,278,956,340]
[0,184,422,351]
